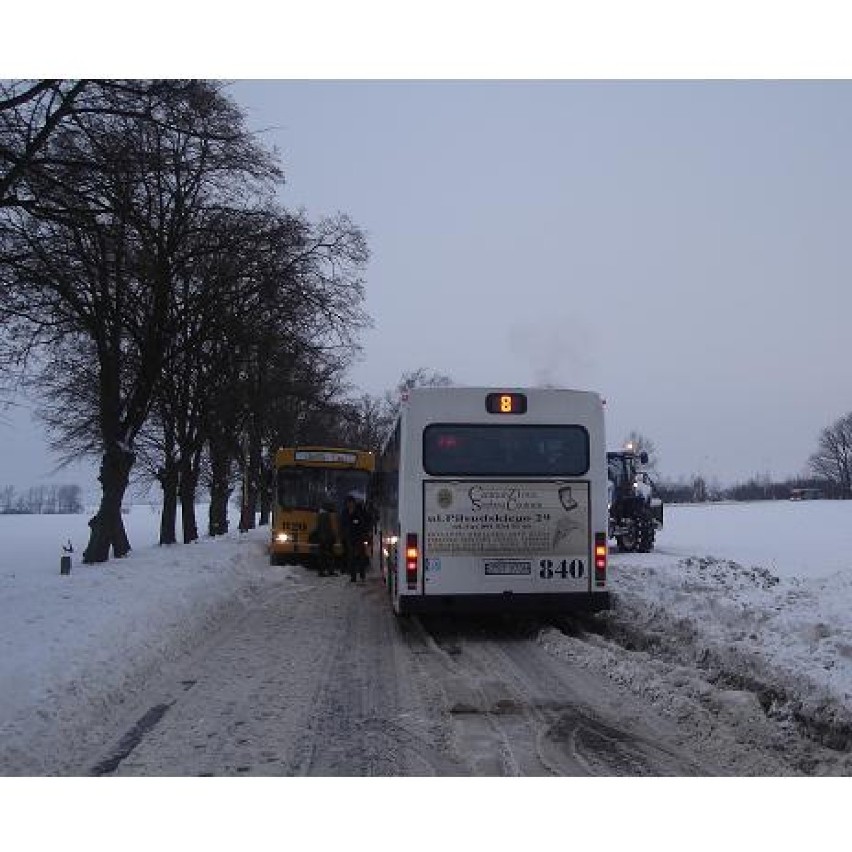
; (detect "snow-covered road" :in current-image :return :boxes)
[78,562,764,777]
[95,568,463,776]
[80,562,841,777]
[3,501,852,776]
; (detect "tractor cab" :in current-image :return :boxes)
[606,448,663,552]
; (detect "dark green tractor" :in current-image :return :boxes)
[607,449,664,553]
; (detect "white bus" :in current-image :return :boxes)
[374,386,610,616]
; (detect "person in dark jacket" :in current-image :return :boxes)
[315,501,338,577]
[341,494,369,583]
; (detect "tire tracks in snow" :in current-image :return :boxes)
[283,578,466,776]
[413,614,710,775]
[95,567,465,776]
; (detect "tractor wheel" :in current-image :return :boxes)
[616,528,638,553]
[635,516,656,552]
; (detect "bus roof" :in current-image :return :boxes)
[398,386,604,417]
[274,446,375,470]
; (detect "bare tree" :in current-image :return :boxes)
[0,80,90,208]
[336,393,396,454]
[380,367,453,427]
[0,80,282,562]
[622,430,659,473]
[3,80,373,553]
[0,484,13,512]
[132,206,261,543]
[132,203,370,538]
[233,210,370,530]
[809,412,852,498]
[691,475,707,503]
[57,483,83,513]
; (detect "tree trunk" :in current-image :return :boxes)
[258,459,272,526]
[244,487,258,530]
[208,435,232,536]
[241,432,262,531]
[179,458,199,544]
[83,445,135,563]
[258,497,271,526]
[157,461,179,545]
[238,464,253,533]
[208,489,231,536]
[180,491,198,543]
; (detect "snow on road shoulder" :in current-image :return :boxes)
[0,508,292,775]
[613,554,852,702]
[540,502,852,773]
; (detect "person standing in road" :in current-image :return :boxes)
[315,501,338,577]
[341,494,369,583]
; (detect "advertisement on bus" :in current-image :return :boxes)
[423,480,590,591]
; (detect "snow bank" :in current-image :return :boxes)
[0,505,291,775]
[588,501,852,758]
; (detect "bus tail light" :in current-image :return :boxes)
[405,533,418,589]
[594,532,607,587]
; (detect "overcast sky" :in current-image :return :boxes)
[3,80,852,489]
[231,80,852,485]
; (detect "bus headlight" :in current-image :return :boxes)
[275,532,290,543]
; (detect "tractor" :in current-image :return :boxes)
[606,448,664,552]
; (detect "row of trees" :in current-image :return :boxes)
[808,411,852,498]
[0,483,83,514]
[632,408,852,502]
[1,80,373,562]
[655,474,845,504]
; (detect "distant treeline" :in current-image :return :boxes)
[0,484,83,514]
[656,475,843,504]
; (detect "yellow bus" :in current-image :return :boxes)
[269,446,375,567]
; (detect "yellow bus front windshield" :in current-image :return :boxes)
[276,467,370,513]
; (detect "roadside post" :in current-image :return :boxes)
[60,539,73,575]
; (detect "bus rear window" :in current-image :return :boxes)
[422,424,589,476]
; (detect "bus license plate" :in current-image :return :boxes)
[484,560,532,576]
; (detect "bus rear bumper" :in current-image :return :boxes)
[397,591,610,616]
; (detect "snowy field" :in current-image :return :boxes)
[646,499,852,579]
[2,498,852,780]
[583,499,852,759]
